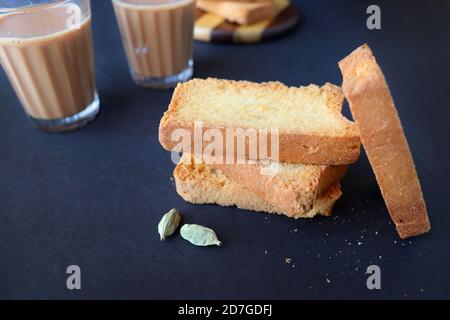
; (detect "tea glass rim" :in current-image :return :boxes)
[0,0,75,14]
[111,0,195,9]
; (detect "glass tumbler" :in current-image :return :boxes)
[0,0,99,132]
[112,0,195,89]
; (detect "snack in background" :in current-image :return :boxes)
[197,0,276,25]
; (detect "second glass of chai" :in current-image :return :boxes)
[112,0,196,89]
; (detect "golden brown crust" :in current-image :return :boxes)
[339,44,430,239]
[196,0,275,25]
[158,78,361,165]
[208,162,347,217]
[205,0,270,2]
[174,161,343,218]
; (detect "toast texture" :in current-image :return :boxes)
[159,78,361,165]
[197,0,275,25]
[174,161,343,218]
[339,44,430,239]
[181,153,347,217]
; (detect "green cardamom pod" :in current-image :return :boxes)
[158,208,181,240]
[180,224,222,247]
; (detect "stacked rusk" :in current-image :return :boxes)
[159,78,361,219]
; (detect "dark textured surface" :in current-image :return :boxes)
[1,0,449,299]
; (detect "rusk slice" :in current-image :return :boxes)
[174,161,343,218]
[180,153,347,218]
[208,160,347,217]
[159,78,361,165]
[339,44,430,239]
[205,0,270,3]
[196,0,275,25]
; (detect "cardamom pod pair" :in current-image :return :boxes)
[158,208,222,247]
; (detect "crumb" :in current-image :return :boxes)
[374,231,378,235]
[264,250,268,255]
[317,254,321,258]
[357,242,363,246]
[291,229,298,233]
[169,177,174,182]
[285,258,292,264]
[420,288,424,292]
[292,264,295,268]
[326,278,331,284]
[379,255,382,259]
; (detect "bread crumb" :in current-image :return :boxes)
[357,242,363,246]
[285,258,292,264]
[326,278,331,284]
[264,250,268,255]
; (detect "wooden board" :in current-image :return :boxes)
[194,0,299,43]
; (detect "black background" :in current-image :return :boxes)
[1,0,449,299]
